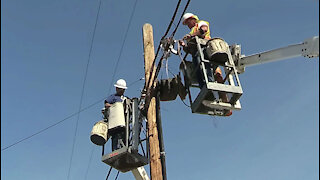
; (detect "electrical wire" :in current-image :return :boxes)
[170,0,191,37]
[105,167,113,180]
[67,0,103,179]
[142,0,192,113]
[107,0,139,95]
[162,0,182,39]
[114,171,120,180]
[85,1,139,178]
[180,97,191,108]
[1,97,106,151]
[1,76,142,152]
[84,147,95,180]
[1,0,190,152]
[2,3,194,180]
[127,77,145,87]
[145,0,191,95]
[144,0,183,91]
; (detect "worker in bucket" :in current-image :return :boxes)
[104,79,128,151]
[179,13,232,116]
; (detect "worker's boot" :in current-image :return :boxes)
[223,109,232,116]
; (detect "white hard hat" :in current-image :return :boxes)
[197,21,209,29]
[182,13,199,25]
[114,79,127,89]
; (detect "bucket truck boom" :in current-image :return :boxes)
[234,36,319,73]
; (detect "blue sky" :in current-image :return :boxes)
[1,0,319,180]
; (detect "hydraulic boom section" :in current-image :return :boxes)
[233,36,319,73]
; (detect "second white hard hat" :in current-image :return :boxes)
[182,13,199,25]
[114,79,127,89]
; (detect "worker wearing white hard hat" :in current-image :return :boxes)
[179,13,232,116]
[114,79,127,89]
[104,78,129,150]
[105,79,127,108]
[181,12,211,41]
[182,13,199,25]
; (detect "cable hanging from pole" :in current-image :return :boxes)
[144,0,191,95]
[170,0,191,37]
[144,0,183,91]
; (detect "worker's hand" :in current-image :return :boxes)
[101,107,106,114]
[179,39,186,47]
[183,34,191,40]
[105,103,111,109]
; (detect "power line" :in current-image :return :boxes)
[1,77,143,152]
[107,0,139,94]
[144,0,191,100]
[84,147,95,180]
[144,0,182,90]
[85,1,139,179]
[105,167,113,180]
[170,0,191,37]
[115,171,120,180]
[1,0,186,153]
[162,0,182,38]
[155,0,191,81]
[2,3,192,180]
[1,97,106,152]
[67,0,103,179]
[141,0,191,119]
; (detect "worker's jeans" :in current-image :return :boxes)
[192,50,214,89]
[109,127,126,151]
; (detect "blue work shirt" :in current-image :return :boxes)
[104,93,124,104]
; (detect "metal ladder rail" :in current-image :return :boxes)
[195,36,211,85]
[224,48,243,105]
[193,36,243,109]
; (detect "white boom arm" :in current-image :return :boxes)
[131,166,150,180]
[236,36,319,72]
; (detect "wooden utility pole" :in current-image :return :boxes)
[142,23,163,180]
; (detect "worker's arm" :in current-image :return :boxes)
[179,34,191,47]
[180,22,209,44]
[104,98,112,109]
[179,34,192,53]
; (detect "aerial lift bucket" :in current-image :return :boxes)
[101,98,149,172]
[179,36,243,116]
[102,147,149,172]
